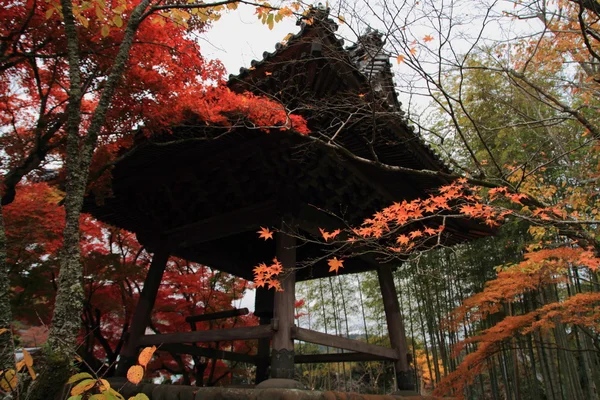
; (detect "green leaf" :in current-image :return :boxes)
[67,372,94,384]
[67,396,83,400]
[101,24,110,37]
[108,387,125,400]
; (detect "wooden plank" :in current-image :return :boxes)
[158,343,257,364]
[292,327,399,360]
[165,201,277,247]
[185,308,249,324]
[294,352,390,364]
[138,325,273,346]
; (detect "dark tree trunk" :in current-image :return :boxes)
[0,201,15,371]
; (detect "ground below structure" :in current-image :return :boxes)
[107,378,450,400]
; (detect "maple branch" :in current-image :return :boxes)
[295,130,501,188]
[507,69,600,141]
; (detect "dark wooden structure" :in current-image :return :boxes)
[85,7,489,392]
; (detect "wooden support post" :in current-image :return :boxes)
[254,288,274,384]
[270,228,296,380]
[116,247,169,376]
[377,266,414,391]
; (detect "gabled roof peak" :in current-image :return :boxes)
[296,3,338,31]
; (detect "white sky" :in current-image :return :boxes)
[201,5,300,77]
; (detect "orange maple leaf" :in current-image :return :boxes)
[319,228,341,241]
[423,34,434,42]
[269,257,283,275]
[253,262,269,275]
[267,279,283,291]
[328,257,344,274]
[409,47,417,56]
[424,227,437,235]
[257,226,273,240]
[396,54,405,64]
[396,234,410,245]
[409,230,423,239]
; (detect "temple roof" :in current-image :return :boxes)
[83,8,490,282]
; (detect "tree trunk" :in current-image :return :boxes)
[0,201,15,371]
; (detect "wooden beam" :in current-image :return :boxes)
[116,247,170,376]
[165,200,277,247]
[270,225,296,379]
[292,327,399,360]
[255,316,271,384]
[158,343,257,364]
[138,325,273,346]
[377,265,414,391]
[185,308,249,324]
[294,352,390,364]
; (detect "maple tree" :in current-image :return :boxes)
[0,0,310,395]
[1,182,258,391]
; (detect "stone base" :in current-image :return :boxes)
[391,390,420,397]
[255,379,306,390]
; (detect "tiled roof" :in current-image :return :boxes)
[227,5,451,173]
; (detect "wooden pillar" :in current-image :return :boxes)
[116,247,170,376]
[254,288,274,384]
[377,265,414,391]
[270,229,296,379]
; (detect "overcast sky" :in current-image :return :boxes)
[202,5,300,77]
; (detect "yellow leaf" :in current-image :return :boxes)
[137,346,156,368]
[26,364,36,380]
[99,378,110,391]
[67,372,94,384]
[0,369,17,391]
[112,15,123,27]
[396,54,405,64]
[127,365,144,385]
[95,4,104,20]
[45,8,54,19]
[101,24,110,37]
[16,360,25,371]
[226,2,238,10]
[89,395,106,400]
[22,349,33,367]
[71,378,96,396]
[128,394,150,400]
[0,329,7,335]
[337,15,345,24]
